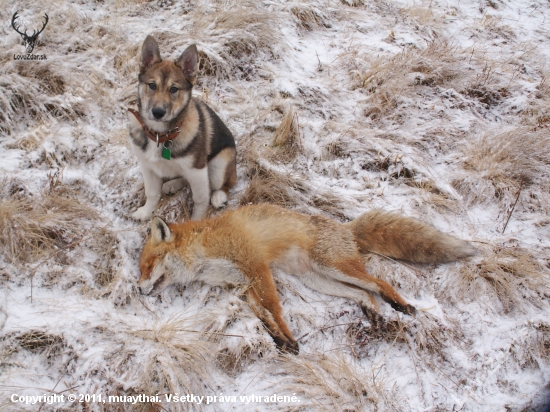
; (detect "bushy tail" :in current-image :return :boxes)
[345,210,477,264]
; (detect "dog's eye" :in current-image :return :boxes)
[148,83,157,90]
[169,86,178,94]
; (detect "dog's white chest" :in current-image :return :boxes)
[131,138,195,179]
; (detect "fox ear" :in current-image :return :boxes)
[141,35,162,73]
[150,216,172,245]
[177,44,199,84]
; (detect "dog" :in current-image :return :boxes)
[128,35,236,221]
[137,203,477,353]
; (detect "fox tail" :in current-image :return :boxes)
[345,210,477,264]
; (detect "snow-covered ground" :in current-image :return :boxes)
[1,0,549,410]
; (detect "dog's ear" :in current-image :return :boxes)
[141,35,162,73]
[150,216,172,245]
[177,44,199,84]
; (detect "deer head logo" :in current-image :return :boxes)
[11,11,49,54]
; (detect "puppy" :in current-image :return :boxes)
[128,35,236,220]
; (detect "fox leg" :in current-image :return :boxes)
[308,215,415,316]
[299,271,384,328]
[331,259,416,316]
[242,263,298,353]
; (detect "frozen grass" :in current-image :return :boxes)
[1,0,550,411]
[0,187,99,265]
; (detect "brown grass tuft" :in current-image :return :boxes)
[192,5,281,80]
[240,165,301,207]
[454,128,550,209]
[107,313,216,405]
[0,190,99,265]
[344,41,462,120]
[271,108,302,163]
[290,4,330,31]
[347,312,467,360]
[439,246,549,314]
[463,128,550,187]
[13,330,65,359]
[16,64,66,96]
[275,352,404,410]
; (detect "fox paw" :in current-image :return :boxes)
[390,302,417,316]
[210,190,228,209]
[274,336,299,355]
[362,306,385,329]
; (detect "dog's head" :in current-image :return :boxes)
[137,35,198,126]
[137,216,178,296]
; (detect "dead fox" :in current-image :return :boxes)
[128,35,236,221]
[137,204,476,353]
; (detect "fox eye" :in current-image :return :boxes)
[169,86,178,94]
[148,83,157,90]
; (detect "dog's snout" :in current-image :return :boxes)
[152,108,166,119]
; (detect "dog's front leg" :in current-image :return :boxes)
[186,167,210,220]
[133,165,162,221]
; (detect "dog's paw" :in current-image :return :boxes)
[210,190,228,209]
[162,178,186,196]
[132,206,153,221]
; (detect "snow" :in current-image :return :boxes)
[1,0,550,410]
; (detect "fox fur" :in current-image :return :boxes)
[137,204,477,353]
[129,35,236,221]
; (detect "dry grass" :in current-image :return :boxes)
[1,0,549,409]
[0,189,99,265]
[344,41,464,120]
[463,128,550,186]
[346,311,468,363]
[454,128,550,207]
[399,2,438,26]
[239,165,302,207]
[239,140,308,207]
[275,352,404,411]
[502,320,550,372]
[13,330,65,359]
[271,107,302,163]
[99,313,216,410]
[290,3,331,31]
[191,3,282,81]
[439,246,549,314]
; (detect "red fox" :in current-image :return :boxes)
[137,204,476,353]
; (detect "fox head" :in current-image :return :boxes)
[138,35,199,127]
[137,216,177,296]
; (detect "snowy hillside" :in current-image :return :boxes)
[1,0,549,410]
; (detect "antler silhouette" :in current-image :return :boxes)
[11,11,49,54]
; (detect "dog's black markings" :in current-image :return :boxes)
[170,101,205,161]
[206,105,236,161]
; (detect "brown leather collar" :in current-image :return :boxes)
[128,108,183,146]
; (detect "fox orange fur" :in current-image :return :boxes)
[137,204,476,353]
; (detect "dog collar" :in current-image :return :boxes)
[128,108,183,146]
